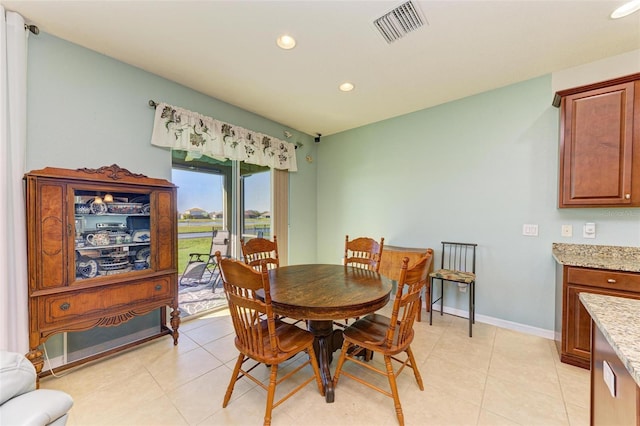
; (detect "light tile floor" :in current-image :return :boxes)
[41,304,590,426]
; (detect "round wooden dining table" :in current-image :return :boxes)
[268,264,393,403]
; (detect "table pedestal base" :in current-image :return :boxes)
[308,320,343,403]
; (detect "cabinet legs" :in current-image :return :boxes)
[26,348,44,388]
[170,305,180,345]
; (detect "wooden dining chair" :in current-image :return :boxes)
[340,235,385,327]
[240,235,304,325]
[241,235,279,270]
[214,252,324,426]
[333,253,433,426]
[344,235,384,272]
[378,246,434,322]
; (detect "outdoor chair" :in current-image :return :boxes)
[214,253,324,426]
[178,229,230,288]
[333,253,432,426]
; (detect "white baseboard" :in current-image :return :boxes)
[430,305,555,340]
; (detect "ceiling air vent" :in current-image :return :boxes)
[373,1,426,44]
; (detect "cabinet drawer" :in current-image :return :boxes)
[567,267,640,292]
[40,278,172,325]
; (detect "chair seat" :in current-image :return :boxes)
[234,320,315,364]
[343,313,414,356]
[429,268,475,284]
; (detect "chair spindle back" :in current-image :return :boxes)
[215,253,277,358]
[386,253,432,350]
[344,235,385,272]
[441,241,477,273]
[241,236,279,271]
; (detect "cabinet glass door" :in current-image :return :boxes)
[73,188,151,281]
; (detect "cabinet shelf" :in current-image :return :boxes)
[75,213,151,217]
[76,242,150,250]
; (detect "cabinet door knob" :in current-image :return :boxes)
[155,284,162,291]
[607,279,616,284]
[60,302,70,311]
[625,194,631,199]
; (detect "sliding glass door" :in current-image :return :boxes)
[171,150,273,261]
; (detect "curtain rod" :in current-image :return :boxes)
[148,100,158,109]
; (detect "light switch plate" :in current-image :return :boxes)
[583,222,596,239]
[561,225,572,237]
[522,224,538,236]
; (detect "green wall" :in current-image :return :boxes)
[24,33,317,357]
[316,75,639,332]
[23,32,639,339]
[26,32,318,261]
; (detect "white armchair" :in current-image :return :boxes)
[0,351,73,426]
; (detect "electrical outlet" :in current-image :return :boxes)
[561,225,572,237]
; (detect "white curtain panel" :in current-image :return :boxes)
[0,6,29,353]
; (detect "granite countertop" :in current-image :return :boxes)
[579,293,640,387]
[552,243,640,273]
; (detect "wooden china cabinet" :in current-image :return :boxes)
[25,165,179,378]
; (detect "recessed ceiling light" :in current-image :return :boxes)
[276,34,296,50]
[339,82,355,92]
[611,0,640,18]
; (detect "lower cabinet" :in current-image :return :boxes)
[560,267,640,369]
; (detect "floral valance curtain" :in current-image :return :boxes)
[151,102,297,172]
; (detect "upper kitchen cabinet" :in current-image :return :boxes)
[554,73,640,208]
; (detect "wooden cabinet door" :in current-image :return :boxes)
[565,284,640,368]
[154,188,177,272]
[565,284,596,365]
[27,178,68,290]
[559,81,635,207]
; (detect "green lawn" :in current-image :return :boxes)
[177,237,211,276]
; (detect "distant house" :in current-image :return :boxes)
[211,211,223,219]
[244,210,261,218]
[259,211,271,219]
[183,207,210,219]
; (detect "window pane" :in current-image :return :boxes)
[242,168,271,239]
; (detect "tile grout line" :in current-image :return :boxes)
[475,324,497,425]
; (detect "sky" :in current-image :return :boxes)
[172,168,270,213]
